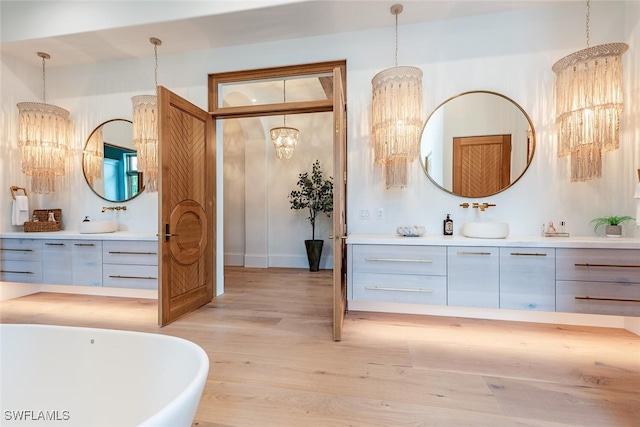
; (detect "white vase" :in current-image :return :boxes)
[605,224,622,237]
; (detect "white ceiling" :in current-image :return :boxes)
[0,0,575,68]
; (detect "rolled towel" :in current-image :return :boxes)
[11,195,29,226]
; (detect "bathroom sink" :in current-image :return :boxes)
[78,220,117,234]
[461,222,509,239]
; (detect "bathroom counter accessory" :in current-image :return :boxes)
[23,209,62,232]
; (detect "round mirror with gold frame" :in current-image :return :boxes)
[420,90,535,198]
[82,119,144,202]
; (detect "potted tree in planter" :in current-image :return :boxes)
[289,160,333,271]
[589,215,635,237]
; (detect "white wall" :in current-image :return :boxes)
[1,1,639,261]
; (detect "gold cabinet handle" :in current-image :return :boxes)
[0,270,34,274]
[74,243,96,247]
[0,248,33,252]
[365,257,432,263]
[575,296,640,303]
[108,251,157,255]
[574,263,640,268]
[44,243,65,246]
[108,275,157,280]
[365,286,434,293]
[456,251,492,256]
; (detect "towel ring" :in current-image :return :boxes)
[10,186,27,200]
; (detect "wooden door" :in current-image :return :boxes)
[452,135,511,197]
[333,67,347,341]
[158,86,215,326]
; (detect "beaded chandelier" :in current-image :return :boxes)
[552,0,628,182]
[270,79,299,160]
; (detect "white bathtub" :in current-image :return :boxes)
[0,324,209,427]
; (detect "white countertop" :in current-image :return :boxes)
[347,233,640,249]
[0,231,158,241]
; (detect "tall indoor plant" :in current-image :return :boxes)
[289,160,333,271]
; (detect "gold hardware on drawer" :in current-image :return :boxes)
[574,263,640,268]
[109,275,157,280]
[456,251,491,256]
[108,251,157,255]
[575,296,640,303]
[0,270,33,274]
[45,243,65,246]
[364,257,433,263]
[365,286,434,293]
[510,252,547,257]
[74,243,96,247]
[0,248,33,252]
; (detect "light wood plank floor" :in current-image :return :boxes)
[1,267,639,426]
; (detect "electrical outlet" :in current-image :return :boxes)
[376,208,384,219]
[360,209,370,219]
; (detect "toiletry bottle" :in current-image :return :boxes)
[47,212,56,222]
[444,214,453,235]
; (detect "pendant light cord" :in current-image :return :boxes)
[41,55,46,103]
[586,0,590,48]
[394,10,399,67]
[283,80,287,127]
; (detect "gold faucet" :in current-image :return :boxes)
[472,202,496,212]
[102,206,127,213]
[460,203,470,208]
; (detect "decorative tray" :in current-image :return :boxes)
[544,232,569,237]
[397,225,426,237]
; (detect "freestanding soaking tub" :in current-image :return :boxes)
[0,324,209,427]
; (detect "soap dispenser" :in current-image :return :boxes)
[443,214,453,236]
[83,216,91,222]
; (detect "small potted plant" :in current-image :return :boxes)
[289,160,333,271]
[589,215,635,237]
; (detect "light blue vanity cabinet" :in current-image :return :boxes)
[447,246,500,308]
[499,247,555,311]
[102,241,158,290]
[556,248,640,316]
[35,239,103,286]
[349,244,447,305]
[0,238,42,283]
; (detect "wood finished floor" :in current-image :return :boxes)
[1,266,639,426]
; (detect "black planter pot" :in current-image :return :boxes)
[304,239,324,272]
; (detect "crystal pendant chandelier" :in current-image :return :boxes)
[552,0,628,182]
[132,37,162,192]
[83,126,104,186]
[371,4,423,189]
[270,79,299,160]
[17,52,71,194]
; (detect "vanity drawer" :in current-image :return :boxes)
[0,260,42,283]
[0,238,41,262]
[103,264,158,290]
[556,280,640,316]
[352,273,447,305]
[103,241,158,266]
[500,247,555,311]
[447,246,499,308]
[556,248,640,283]
[352,245,446,276]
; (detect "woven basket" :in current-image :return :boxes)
[23,209,62,232]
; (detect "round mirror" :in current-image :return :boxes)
[420,91,535,198]
[83,119,144,202]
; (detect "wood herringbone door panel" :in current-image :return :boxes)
[159,86,215,326]
[453,135,511,198]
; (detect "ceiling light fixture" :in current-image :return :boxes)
[371,4,423,189]
[17,52,71,194]
[270,79,299,160]
[132,37,162,192]
[552,0,628,182]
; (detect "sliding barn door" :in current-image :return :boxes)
[333,67,347,341]
[158,86,216,326]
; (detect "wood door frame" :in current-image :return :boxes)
[208,60,347,338]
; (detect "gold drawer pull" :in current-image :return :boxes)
[109,275,157,280]
[74,243,96,247]
[456,251,492,256]
[575,296,640,303]
[511,252,547,256]
[45,243,65,246]
[108,251,157,255]
[0,270,34,274]
[365,257,432,263]
[365,286,434,293]
[0,248,33,252]
[574,263,640,268]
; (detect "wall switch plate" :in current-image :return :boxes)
[360,209,370,219]
[376,208,384,219]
